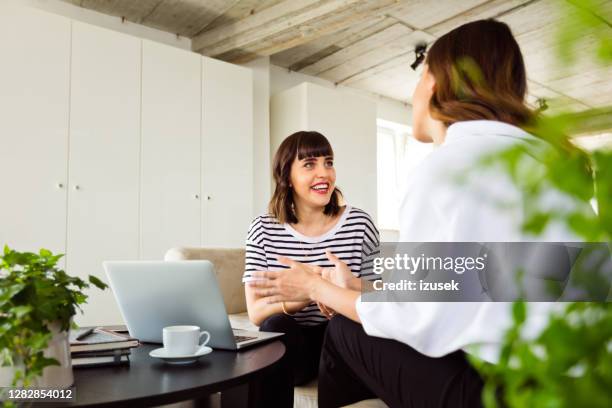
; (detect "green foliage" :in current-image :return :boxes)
[470,1,612,407]
[0,246,107,395]
[482,115,612,242]
[471,302,612,408]
[558,0,612,66]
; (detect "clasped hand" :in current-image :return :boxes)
[248,250,356,319]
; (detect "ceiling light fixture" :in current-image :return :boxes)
[536,98,548,112]
[410,43,427,71]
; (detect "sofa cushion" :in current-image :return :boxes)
[228,312,258,332]
[165,247,247,314]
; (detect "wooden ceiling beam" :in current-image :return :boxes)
[141,0,241,37]
[192,0,332,54]
[222,2,399,64]
[320,29,434,83]
[192,0,400,58]
[79,0,163,23]
[271,15,391,69]
[425,0,535,37]
[386,0,488,31]
[300,23,413,76]
[200,0,285,33]
[339,52,414,85]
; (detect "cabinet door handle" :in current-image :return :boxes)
[57,183,64,189]
[194,194,199,199]
[207,196,211,200]
[74,185,80,191]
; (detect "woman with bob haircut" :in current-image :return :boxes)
[248,19,585,407]
[243,130,379,406]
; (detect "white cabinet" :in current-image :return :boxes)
[0,7,254,326]
[67,22,142,326]
[202,58,253,247]
[271,82,378,221]
[140,41,202,259]
[0,6,71,256]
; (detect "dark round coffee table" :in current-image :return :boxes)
[32,340,285,407]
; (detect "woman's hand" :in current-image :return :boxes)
[248,251,358,318]
[249,253,363,323]
[248,256,323,303]
[315,251,356,318]
[321,250,360,290]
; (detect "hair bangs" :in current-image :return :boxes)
[296,132,334,160]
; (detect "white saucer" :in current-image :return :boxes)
[149,346,212,364]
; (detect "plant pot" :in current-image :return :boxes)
[0,321,73,388]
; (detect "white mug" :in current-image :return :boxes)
[162,325,211,356]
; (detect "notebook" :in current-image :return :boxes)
[70,327,139,353]
[72,349,130,367]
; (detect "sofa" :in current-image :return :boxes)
[164,247,387,408]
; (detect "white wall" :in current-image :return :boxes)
[7,0,191,50]
[270,65,413,126]
[241,57,272,216]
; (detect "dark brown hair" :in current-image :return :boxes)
[269,131,342,224]
[426,19,535,127]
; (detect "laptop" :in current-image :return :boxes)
[103,260,283,350]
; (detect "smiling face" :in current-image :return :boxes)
[270,131,341,224]
[289,155,336,210]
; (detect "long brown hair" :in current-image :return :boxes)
[426,19,535,127]
[427,19,592,185]
[269,131,342,224]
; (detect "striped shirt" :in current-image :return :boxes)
[243,205,379,326]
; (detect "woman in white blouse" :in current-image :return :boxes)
[249,19,581,407]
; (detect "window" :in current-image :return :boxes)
[572,132,612,214]
[377,119,434,231]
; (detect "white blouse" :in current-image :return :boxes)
[355,120,582,363]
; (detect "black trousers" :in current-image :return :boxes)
[318,315,484,408]
[249,313,328,408]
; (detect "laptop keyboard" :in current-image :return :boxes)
[234,334,257,343]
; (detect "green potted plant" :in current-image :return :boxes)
[0,246,107,391]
